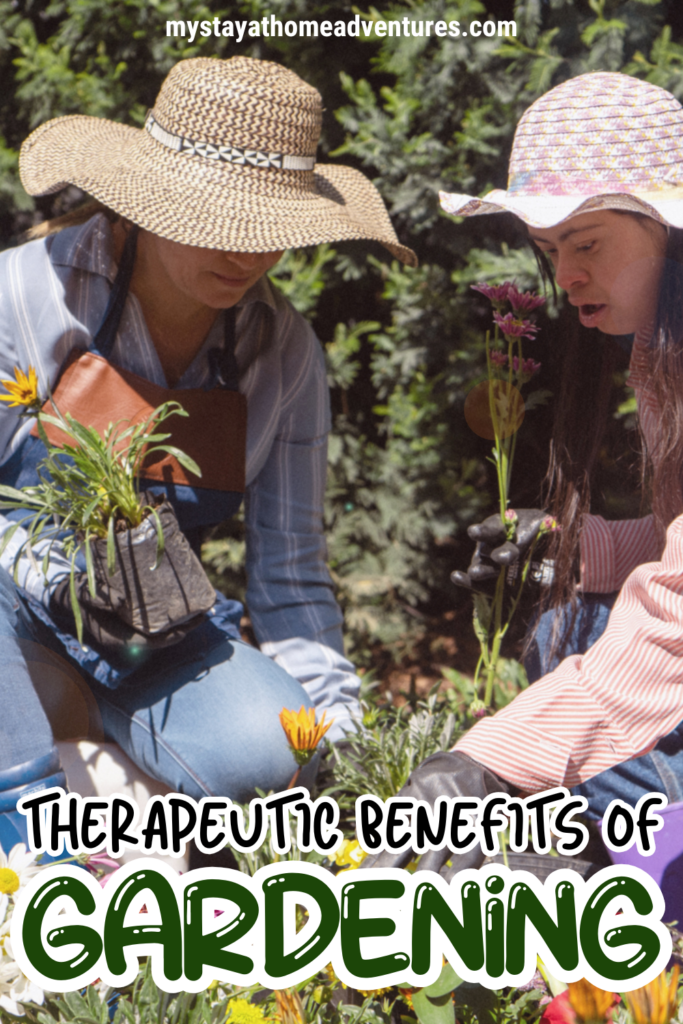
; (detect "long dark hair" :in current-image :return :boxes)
[530,217,683,658]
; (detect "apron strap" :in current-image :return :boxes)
[92,225,140,360]
[211,307,239,392]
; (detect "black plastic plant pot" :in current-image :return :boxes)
[89,498,216,636]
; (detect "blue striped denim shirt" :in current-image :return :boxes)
[0,214,360,739]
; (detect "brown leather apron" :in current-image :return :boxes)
[32,225,247,495]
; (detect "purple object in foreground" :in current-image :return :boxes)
[604,800,683,928]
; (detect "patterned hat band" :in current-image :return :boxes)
[145,111,316,171]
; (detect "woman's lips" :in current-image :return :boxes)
[212,271,251,287]
[578,302,608,328]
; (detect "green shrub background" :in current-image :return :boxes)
[3,0,682,670]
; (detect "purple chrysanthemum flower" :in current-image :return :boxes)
[512,356,542,376]
[471,282,513,306]
[507,285,546,314]
[490,351,508,367]
[493,312,539,340]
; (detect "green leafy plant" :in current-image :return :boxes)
[0,365,200,641]
[328,686,457,809]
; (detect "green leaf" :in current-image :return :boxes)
[147,506,165,569]
[84,533,96,598]
[423,961,463,997]
[69,555,84,646]
[412,988,455,1024]
[107,514,117,577]
[145,444,202,478]
[0,483,42,504]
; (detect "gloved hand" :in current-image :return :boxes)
[50,576,203,650]
[451,508,548,595]
[360,750,516,877]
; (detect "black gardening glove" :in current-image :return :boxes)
[451,509,548,595]
[50,576,203,651]
[360,750,516,877]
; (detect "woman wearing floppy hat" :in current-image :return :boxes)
[0,56,416,852]
[361,72,683,880]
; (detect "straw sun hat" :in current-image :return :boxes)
[441,71,683,230]
[19,56,417,266]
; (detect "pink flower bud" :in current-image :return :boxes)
[512,356,542,377]
[541,515,562,533]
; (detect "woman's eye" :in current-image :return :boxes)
[577,241,594,252]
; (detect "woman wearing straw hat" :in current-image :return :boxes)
[362,71,683,876]
[0,56,416,853]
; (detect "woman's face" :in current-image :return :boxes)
[137,230,284,309]
[529,210,668,336]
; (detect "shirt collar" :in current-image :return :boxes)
[48,212,278,312]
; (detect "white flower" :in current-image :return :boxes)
[0,844,40,924]
[0,918,45,1017]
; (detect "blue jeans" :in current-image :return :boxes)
[526,594,683,819]
[0,568,314,801]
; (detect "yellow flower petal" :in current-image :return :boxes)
[0,365,40,409]
[279,705,332,752]
[567,978,616,1022]
[625,966,680,1024]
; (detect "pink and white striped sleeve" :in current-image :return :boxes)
[456,513,683,792]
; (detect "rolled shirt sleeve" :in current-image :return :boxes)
[457,513,683,791]
[242,292,362,737]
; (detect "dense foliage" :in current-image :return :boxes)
[3,0,683,671]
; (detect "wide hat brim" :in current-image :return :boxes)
[20,114,417,266]
[440,186,683,229]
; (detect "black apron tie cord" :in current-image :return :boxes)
[93,225,140,360]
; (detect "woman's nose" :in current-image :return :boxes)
[225,250,266,271]
[554,252,589,292]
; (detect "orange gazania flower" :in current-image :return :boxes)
[0,365,40,409]
[274,989,305,1024]
[625,966,680,1024]
[279,706,332,766]
[567,979,617,1022]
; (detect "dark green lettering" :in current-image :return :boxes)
[184,878,258,981]
[341,878,408,978]
[580,875,661,982]
[104,869,182,981]
[506,881,578,974]
[263,870,338,979]
[22,875,102,982]
[411,880,483,976]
